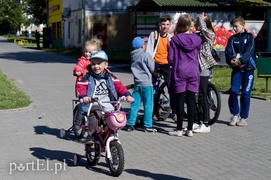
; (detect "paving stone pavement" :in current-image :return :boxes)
[0,36,271,180]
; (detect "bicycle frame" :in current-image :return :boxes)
[153,75,171,120]
[83,125,120,160]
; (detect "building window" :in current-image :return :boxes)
[52,22,62,39]
[68,22,70,39]
[135,15,159,37]
[52,23,56,39]
[91,23,107,50]
[78,19,81,43]
[57,22,61,39]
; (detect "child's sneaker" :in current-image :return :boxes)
[84,135,94,145]
[183,123,200,132]
[144,127,157,132]
[185,130,193,137]
[237,118,247,126]
[193,124,210,133]
[124,125,135,132]
[229,115,239,126]
[168,130,183,137]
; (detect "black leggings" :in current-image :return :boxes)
[198,76,210,124]
[175,91,197,131]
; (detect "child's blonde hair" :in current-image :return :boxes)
[84,36,103,52]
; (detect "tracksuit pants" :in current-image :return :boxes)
[228,69,254,119]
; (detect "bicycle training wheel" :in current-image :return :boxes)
[207,82,221,125]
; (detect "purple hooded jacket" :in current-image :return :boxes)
[168,33,202,93]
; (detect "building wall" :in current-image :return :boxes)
[62,0,83,48]
[62,0,139,50]
[48,0,63,48]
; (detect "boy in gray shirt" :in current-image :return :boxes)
[126,37,156,132]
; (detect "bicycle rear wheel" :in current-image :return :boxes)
[207,82,221,125]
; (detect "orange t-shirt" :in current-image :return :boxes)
[154,36,169,65]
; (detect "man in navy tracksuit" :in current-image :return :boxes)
[225,16,256,126]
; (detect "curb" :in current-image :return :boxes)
[0,102,36,114]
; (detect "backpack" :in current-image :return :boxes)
[153,31,158,50]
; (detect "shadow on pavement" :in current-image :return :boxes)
[34,125,65,138]
[0,51,76,64]
[126,169,191,180]
[29,147,88,167]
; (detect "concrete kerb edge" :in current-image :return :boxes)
[0,102,36,114]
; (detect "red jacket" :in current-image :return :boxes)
[76,69,130,99]
[73,56,90,97]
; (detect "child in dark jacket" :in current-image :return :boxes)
[77,50,134,144]
[225,16,256,126]
[125,37,156,132]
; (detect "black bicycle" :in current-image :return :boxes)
[125,76,221,126]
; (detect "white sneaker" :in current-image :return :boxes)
[168,130,183,137]
[193,124,210,133]
[237,118,247,126]
[185,130,193,137]
[229,115,239,126]
[183,123,200,132]
[192,123,200,130]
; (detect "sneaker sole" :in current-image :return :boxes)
[168,133,182,137]
[193,130,210,133]
[228,122,237,126]
[236,124,247,127]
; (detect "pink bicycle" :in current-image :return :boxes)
[73,97,127,177]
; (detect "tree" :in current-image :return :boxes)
[0,0,23,33]
[23,0,47,25]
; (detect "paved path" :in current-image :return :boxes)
[0,36,271,180]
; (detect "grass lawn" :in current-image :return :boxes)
[0,71,32,110]
[212,66,271,99]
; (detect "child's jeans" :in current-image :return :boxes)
[127,85,154,128]
[228,69,254,119]
[86,105,104,136]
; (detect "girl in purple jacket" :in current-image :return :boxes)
[167,14,202,137]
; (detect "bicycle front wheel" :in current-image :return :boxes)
[208,82,221,125]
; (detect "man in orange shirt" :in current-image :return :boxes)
[146,15,172,83]
[146,15,175,120]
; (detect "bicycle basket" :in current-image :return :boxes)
[105,111,127,130]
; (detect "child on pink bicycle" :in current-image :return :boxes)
[76,50,134,144]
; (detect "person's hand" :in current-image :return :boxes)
[125,96,134,103]
[199,12,206,19]
[75,72,83,76]
[81,96,91,103]
[230,59,240,67]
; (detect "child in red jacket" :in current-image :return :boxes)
[73,37,102,97]
[77,50,134,144]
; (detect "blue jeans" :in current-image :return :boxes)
[228,69,254,119]
[127,85,154,128]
